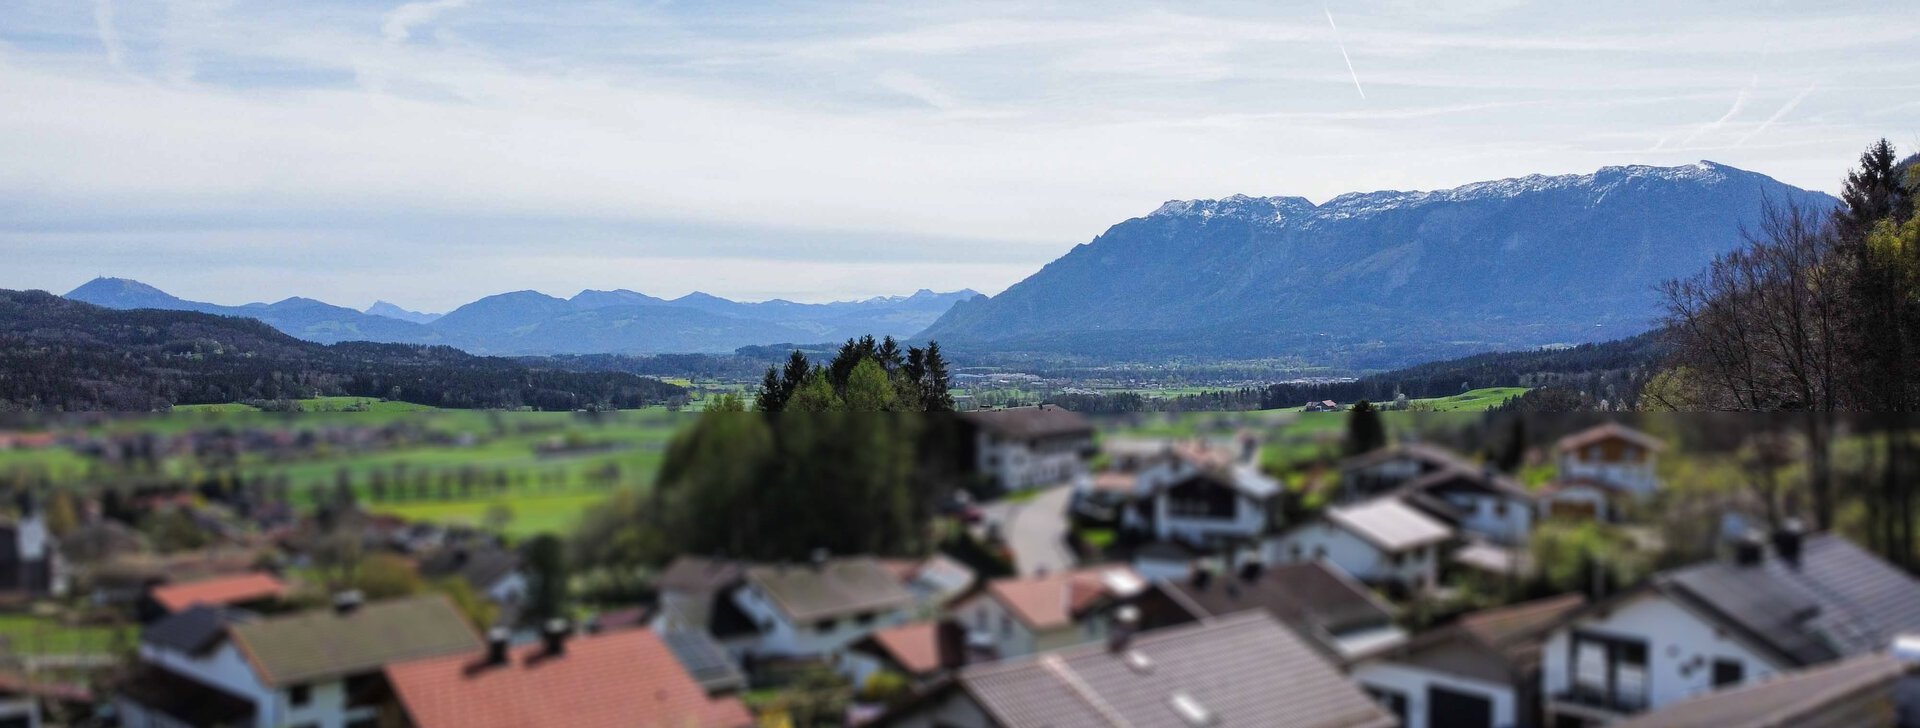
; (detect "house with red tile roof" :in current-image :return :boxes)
[951,566,1146,660]
[148,572,288,614]
[385,627,753,728]
[839,619,969,691]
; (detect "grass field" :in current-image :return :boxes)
[1408,387,1529,411]
[0,615,137,656]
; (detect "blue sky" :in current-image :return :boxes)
[2,0,1916,311]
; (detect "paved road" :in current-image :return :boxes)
[980,484,1077,576]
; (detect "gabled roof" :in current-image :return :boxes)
[657,555,745,595]
[662,629,749,694]
[1452,593,1583,661]
[418,545,520,591]
[386,629,754,728]
[982,566,1145,631]
[230,595,481,686]
[1159,561,1402,660]
[1556,421,1665,454]
[745,557,916,623]
[149,572,288,613]
[962,405,1094,440]
[1613,653,1907,728]
[952,612,1396,728]
[142,604,256,655]
[1653,534,1920,666]
[1159,464,1281,500]
[1398,465,1532,501]
[1325,497,1454,552]
[1340,442,1477,474]
[853,620,964,676]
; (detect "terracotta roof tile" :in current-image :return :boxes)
[870,621,944,675]
[1555,421,1665,454]
[386,630,753,728]
[150,573,288,613]
[986,567,1143,631]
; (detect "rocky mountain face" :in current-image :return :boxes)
[917,161,1837,367]
[64,278,977,355]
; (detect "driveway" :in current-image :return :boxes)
[979,484,1077,577]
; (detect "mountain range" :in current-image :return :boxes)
[920,161,1837,367]
[63,278,978,355]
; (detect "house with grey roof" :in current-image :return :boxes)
[874,611,1397,728]
[1352,594,1584,728]
[417,544,526,609]
[1138,560,1409,665]
[960,405,1096,493]
[1542,528,1920,727]
[730,555,918,659]
[116,593,480,728]
[1265,496,1455,592]
[1611,651,1918,728]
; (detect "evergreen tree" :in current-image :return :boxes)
[523,534,568,625]
[918,342,955,411]
[1345,400,1385,456]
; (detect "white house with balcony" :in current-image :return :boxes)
[1554,422,1663,497]
[114,595,480,728]
[1265,497,1453,592]
[960,405,1095,493]
[1541,530,1920,727]
[731,557,918,660]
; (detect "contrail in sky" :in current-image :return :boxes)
[1734,82,1816,148]
[1324,7,1365,100]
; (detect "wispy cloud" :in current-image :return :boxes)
[1735,82,1818,148]
[92,0,125,71]
[382,0,471,45]
[1324,7,1366,100]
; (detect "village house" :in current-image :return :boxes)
[1339,442,1484,501]
[1136,560,1408,665]
[1396,466,1535,546]
[415,544,527,610]
[959,405,1096,493]
[952,566,1145,660]
[1540,528,1920,727]
[0,500,65,601]
[877,553,978,611]
[115,593,481,728]
[1265,496,1454,592]
[1611,648,1920,728]
[383,625,754,728]
[874,611,1398,728]
[146,572,289,617]
[1351,594,1584,728]
[838,619,969,691]
[729,555,918,659]
[1554,422,1664,497]
[651,555,746,636]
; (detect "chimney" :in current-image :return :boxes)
[542,618,570,656]
[333,590,364,616]
[1108,605,1140,653]
[1772,518,1806,568]
[1189,566,1213,591]
[485,626,511,666]
[810,547,830,572]
[1733,531,1766,567]
[1238,560,1264,583]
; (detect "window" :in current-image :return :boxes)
[1494,500,1509,517]
[854,612,876,627]
[1712,658,1744,688]
[288,684,312,708]
[975,608,988,630]
[814,618,837,632]
[1569,631,1649,712]
[1312,545,1327,560]
[1364,686,1408,725]
[1288,544,1303,562]
[1389,552,1405,568]
[999,613,1012,637]
[347,719,381,728]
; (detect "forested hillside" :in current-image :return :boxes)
[0,290,685,411]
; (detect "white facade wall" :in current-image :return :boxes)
[977,433,1090,492]
[1353,661,1518,728]
[1265,524,1438,589]
[731,584,911,659]
[485,571,528,605]
[1540,486,1613,521]
[1541,592,1785,718]
[1443,493,1533,545]
[956,593,1037,659]
[135,641,372,728]
[1153,493,1268,543]
[1560,455,1658,496]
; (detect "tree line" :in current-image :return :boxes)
[0,291,685,411]
[1655,139,1918,561]
[754,335,955,412]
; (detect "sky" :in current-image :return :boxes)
[2,1,1917,312]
